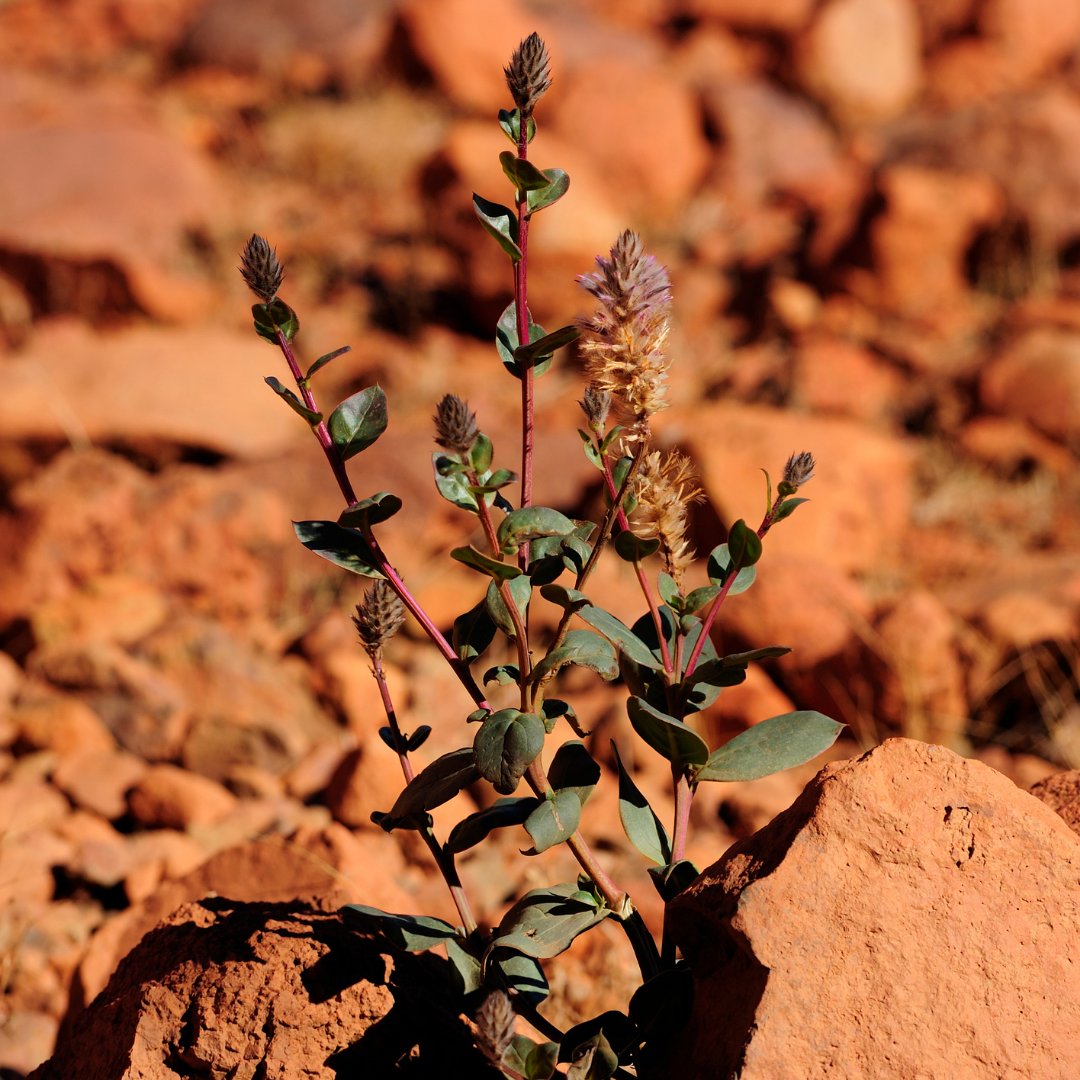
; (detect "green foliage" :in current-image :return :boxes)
[243,30,843,1078]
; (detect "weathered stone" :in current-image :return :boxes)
[666,740,1080,1079]
[1030,770,1080,836]
[127,764,239,830]
[796,0,922,125]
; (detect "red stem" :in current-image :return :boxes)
[515,123,534,521]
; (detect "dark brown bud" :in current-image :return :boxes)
[475,991,516,1067]
[239,234,285,303]
[352,581,406,658]
[504,32,552,115]
[433,394,479,454]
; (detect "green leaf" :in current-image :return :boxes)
[706,543,757,595]
[566,1032,619,1080]
[628,963,693,1045]
[514,324,580,366]
[485,574,532,637]
[486,883,608,961]
[452,599,496,662]
[379,748,480,827]
[483,664,520,686]
[540,698,583,737]
[503,1036,559,1080]
[532,629,618,686]
[656,572,681,610]
[498,507,578,555]
[342,905,459,951]
[469,432,493,474]
[696,710,844,782]
[474,709,545,795]
[498,107,536,144]
[327,385,388,460]
[527,168,569,214]
[451,545,523,582]
[406,726,431,751]
[492,951,548,1006]
[648,859,699,902]
[611,742,671,866]
[252,299,299,343]
[607,456,637,515]
[540,586,662,671]
[433,453,482,513]
[727,518,763,570]
[264,376,322,425]
[445,796,538,853]
[683,584,720,614]
[293,520,385,579]
[613,530,660,562]
[579,430,604,471]
[444,937,481,997]
[548,741,601,806]
[523,790,581,854]
[336,492,402,531]
[496,302,554,379]
[773,496,810,523]
[468,467,516,494]
[305,344,351,380]
[627,698,709,769]
[560,1014,637,1065]
[499,150,554,191]
[473,193,522,262]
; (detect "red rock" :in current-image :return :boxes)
[980,0,1080,85]
[30,642,190,762]
[871,165,1004,321]
[980,591,1074,652]
[72,825,416,1010]
[959,415,1074,480]
[545,56,710,218]
[677,402,914,575]
[37,900,488,1080]
[11,689,115,757]
[981,327,1080,444]
[0,651,22,712]
[910,0,977,47]
[400,0,546,113]
[52,747,148,820]
[796,0,922,126]
[790,335,904,422]
[704,78,866,263]
[28,574,168,650]
[683,0,815,32]
[1030,770,1080,836]
[875,590,968,749]
[667,739,1080,1079]
[324,739,412,829]
[0,1012,59,1078]
[127,764,238,830]
[0,321,301,458]
[697,663,796,748]
[0,78,216,321]
[719,553,871,668]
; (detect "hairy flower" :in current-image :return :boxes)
[782,450,816,491]
[505,32,552,115]
[239,234,284,303]
[578,231,672,438]
[631,449,703,586]
[475,991,516,1067]
[433,394,479,454]
[353,581,406,660]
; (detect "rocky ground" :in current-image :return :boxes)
[1,0,1080,1075]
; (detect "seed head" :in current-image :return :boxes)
[239,234,284,303]
[782,450,816,491]
[505,32,552,115]
[433,394,479,454]
[352,581,406,660]
[578,231,673,438]
[475,991,516,1067]
[631,449,703,586]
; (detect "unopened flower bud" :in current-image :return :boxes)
[579,383,612,432]
[353,581,406,659]
[780,451,816,494]
[476,991,516,1067]
[239,234,284,303]
[433,394,479,454]
[504,32,552,115]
